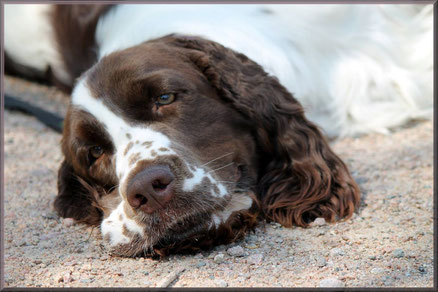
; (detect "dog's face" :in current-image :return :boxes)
[56,35,360,257]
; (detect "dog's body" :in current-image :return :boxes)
[4,4,433,257]
[6,4,433,137]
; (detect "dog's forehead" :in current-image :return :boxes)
[90,40,191,81]
[71,78,169,141]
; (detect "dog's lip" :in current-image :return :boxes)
[151,214,212,248]
[135,203,221,239]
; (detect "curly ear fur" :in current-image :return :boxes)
[169,35,360,227]
[54,160,103,225]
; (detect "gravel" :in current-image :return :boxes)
[227,246,245,257]
[213,253,225,264]
[214,279,228,287]
[392,249,406,258]
[3,76,434,287]
[247,254,264,266]
[319,277,345,287]
[329,247,345,257]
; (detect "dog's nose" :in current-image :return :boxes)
[126,165,175,213]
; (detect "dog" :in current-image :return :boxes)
[4,4,432,257]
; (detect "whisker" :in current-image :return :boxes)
[201,152,234,167]
[207,162,234,173]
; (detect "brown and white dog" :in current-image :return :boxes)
[4,4,432,257]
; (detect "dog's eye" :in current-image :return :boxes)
[156,93,175,105]
[89,146,104,159]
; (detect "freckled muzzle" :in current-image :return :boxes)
[119,151,232,218]
[101,135,237,255]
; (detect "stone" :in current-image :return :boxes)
[63,218,76,227]
[63,272,73,283]
[227,245,245,257]
[247,254,264,265]
[329,247,345,257]
[214,279,228,287]
[315,256,327,267]
[392,249,405,258]
[213,253,225,264]
[319,277,345,287]
[312,217,326,226]
[371,267,385,274]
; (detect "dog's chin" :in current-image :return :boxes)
[102,192,255,257]
[105,207,217,257]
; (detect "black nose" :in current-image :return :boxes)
[126,165,175,214]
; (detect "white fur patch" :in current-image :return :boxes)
[183,166,228,197]
[101,202,129,246]
[101,201,144,246]
[211,193,253,227]
[4,4,71,85]
[182,167,206,191]
[95,4,433,138]
[72,79,176,185]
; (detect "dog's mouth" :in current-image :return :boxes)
[100,165,234,257]
[100,197,227,257]
[100,147,255,257]
[100,180,256,257]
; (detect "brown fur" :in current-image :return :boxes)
[167,36,360,226]
[51,5,113,89]
[55,35,360,257]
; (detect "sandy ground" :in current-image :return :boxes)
[3,75,434,288]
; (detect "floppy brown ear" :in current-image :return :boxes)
[170,35,360,227]
[54,160,103,225]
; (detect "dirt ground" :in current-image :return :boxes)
[3,75,434,288]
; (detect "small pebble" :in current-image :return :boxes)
[275,237,284,243]
[329,248,345,257]
[247,254,264,265]
[227,245,245,257]
[371,267,385,274]
[63,218,76,227]
[214,253,225,264]
[41,212,57,220]
[63,272,73,283]
[245,243,258,249]
[369,255,377,260]
[312,217,326,226]
[196,261,206,268]
[392,249,405,258]
[315,256,327,267]
[214,279,228,287]
[319,277,345,287]
[270,222,282,229]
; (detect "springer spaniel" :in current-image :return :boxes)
[4,4,432,257]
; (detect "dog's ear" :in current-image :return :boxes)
[54,160,102,225]
[172,36,360,227]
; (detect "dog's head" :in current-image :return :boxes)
[55,35,360,257]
